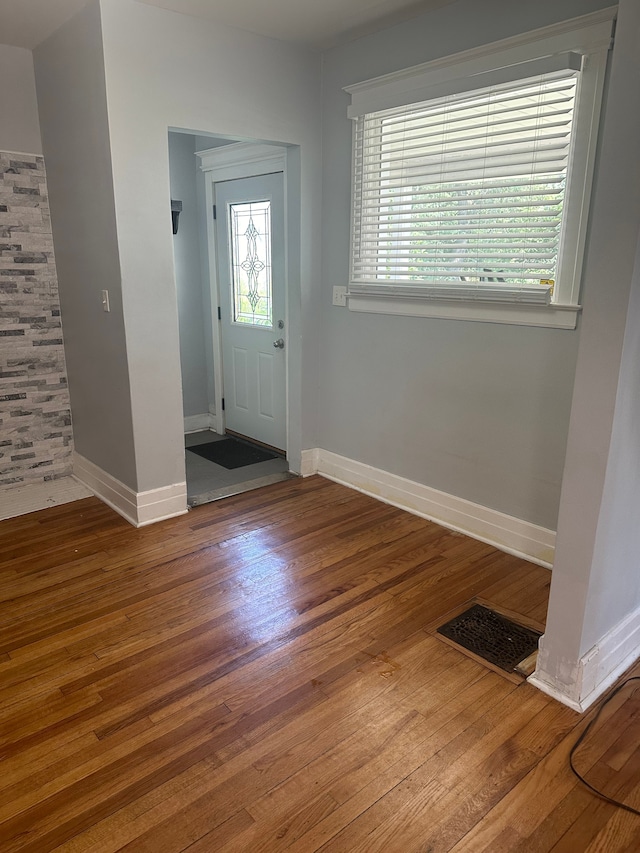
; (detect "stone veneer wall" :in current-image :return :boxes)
[0,150,73,487]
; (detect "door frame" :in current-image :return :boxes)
[198,143,289,452]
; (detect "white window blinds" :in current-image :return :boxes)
[351,68,579,296]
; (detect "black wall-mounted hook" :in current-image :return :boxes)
[171,199,183,235]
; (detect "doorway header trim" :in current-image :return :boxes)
[197,143,287,181]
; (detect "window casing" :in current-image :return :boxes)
[346,9,614,328]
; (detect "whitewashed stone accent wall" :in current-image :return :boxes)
[0,151,73,487]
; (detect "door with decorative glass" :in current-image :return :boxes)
[215,172,286,451]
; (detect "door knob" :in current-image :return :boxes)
[273,338,285,349]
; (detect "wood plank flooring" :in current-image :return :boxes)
[0,475,639,852]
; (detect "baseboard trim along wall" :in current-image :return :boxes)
[530,602,640,712]
[73,452,188,527]
[184,412,219,434]
[298,448,320,478]
[184,414,209,433]
[300,448,555,568]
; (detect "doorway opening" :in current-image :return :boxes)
[168,131,295,505]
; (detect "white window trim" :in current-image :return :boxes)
[344,7,616,329]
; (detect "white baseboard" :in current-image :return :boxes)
[530,603,640,711]
[184,412,219,434]
[301,448,555,568]
[184,414,210,433]
[299,448,320,478]
[73,452,188,528]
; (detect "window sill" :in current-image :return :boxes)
[347,288,580,329]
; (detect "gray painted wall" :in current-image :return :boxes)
[33,0,136,489]
[0,44,42,156]
[99,0,322,491]
[193,135,233,414]
[318,0,613,531]
[168,132,210,421]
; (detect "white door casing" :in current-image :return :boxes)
[198,143,289,453]
[215,173,286,450]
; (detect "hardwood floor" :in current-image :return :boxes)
[0,475,639,852]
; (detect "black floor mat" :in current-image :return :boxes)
[187,438,280,470]
[437,603,541,674]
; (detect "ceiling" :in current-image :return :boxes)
[0,0,89,49]
[0,0,456,51]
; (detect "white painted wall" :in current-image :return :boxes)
[318,0,613,532]
[534,0,640,708]
[168,132,210,421]
[584,243,640,650]
[99,0,322,491]
[0,44,41,155]
[33,1,137,488]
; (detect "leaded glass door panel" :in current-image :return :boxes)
[215,173,286,451]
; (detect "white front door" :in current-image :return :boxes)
[215,173,286,451]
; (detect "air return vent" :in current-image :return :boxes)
[436,603,541,675]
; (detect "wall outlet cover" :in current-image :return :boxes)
[332,286,348,307]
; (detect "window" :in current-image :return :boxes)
[229,200,273,327]
[346,9,614,328]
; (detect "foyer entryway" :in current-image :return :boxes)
[184,431,292,506]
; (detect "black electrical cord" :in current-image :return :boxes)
[569,675,640,816]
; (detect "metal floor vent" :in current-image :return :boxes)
[436,603,541,674]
